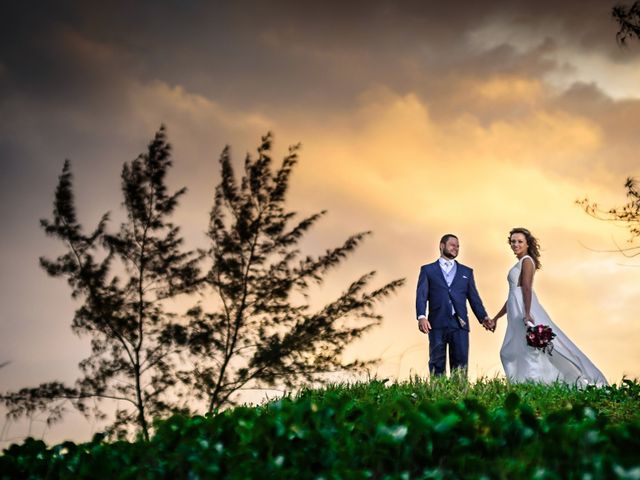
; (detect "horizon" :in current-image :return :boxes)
[1,0,640,446]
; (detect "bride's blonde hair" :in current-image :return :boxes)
[508,227,541,270]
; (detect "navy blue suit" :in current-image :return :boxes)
[416,261,488,375]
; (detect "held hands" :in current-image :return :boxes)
[482,317,496,332]
[419,317,497,333]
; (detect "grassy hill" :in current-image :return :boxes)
[2,376,639,479]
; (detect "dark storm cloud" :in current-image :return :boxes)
[1,2,128,108]
[0,1,141,193]
[1,0,636,245]
[1,0,636,203]
[2,0,633,115]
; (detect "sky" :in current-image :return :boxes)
[1,0,640,445]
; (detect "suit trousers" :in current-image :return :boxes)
[428,323,469,376]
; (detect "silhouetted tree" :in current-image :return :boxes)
[613,1,640,44]
[577,6,640,255]
[577,177,640,257]
[2,128,404,438]
[1,127,200,440]
[184,133,404,413]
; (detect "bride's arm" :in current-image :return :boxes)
[520,257,535,324]
[493,302,507,321]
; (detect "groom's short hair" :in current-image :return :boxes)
[440,234,458,246]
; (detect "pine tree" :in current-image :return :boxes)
[577,177,640,257]
[613,1,640,44]
[184,133,404,412]
[1,127,200,440]
[2,128,404,437]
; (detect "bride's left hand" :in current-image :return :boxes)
[523,314,535,327]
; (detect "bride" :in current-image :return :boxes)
[491,228,607,387]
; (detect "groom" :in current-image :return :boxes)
[415,234,493,376]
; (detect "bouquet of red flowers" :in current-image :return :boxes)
[526,323,556,355]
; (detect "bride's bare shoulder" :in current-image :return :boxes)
[520,255,534,263]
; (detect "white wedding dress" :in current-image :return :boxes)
[500,255,608,387]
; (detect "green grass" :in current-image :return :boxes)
[2,377,640,479]
[298,375,640,422]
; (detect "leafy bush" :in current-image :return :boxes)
[2,378,639,479]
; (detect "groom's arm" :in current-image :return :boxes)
[466,268,488,323]
[415,266,429,319]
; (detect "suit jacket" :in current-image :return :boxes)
[415,261,487,331]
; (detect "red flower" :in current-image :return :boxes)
[526,324,556,355]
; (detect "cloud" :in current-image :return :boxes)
[2,0,640,445]
[271,82,639,384]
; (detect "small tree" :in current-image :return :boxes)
[185,133,405,412]
[1,127,200,440]
[613,1,640,44]
[579,5,640,256]
[2,128,404,438]
[577,177,640,257]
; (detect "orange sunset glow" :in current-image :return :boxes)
[1,0,639,445]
